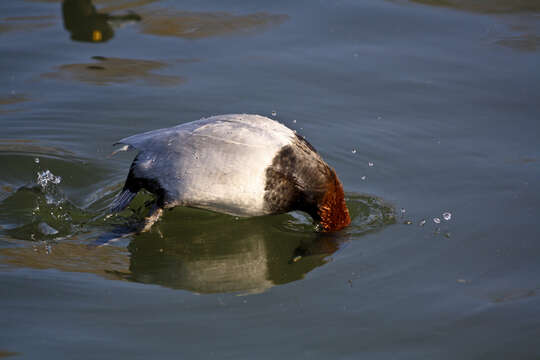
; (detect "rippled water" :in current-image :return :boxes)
[1,0,539,358]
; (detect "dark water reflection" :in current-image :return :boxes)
[62,0,141,42]
[125,215,340,294]
[124,194,392,293]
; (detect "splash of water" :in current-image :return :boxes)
[37,169,62,188]
[443,212,452,221]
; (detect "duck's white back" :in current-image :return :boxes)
[117,114,295,216]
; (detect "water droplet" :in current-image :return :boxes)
[361,176,366,181]
[368,162,374,167]
[34,157,40,164]
[271,111,277,117]
[37,170,62,188]
[351,149,357,154]
[433,217,441,224]
[419,219,426,226]
[442,212,452,221]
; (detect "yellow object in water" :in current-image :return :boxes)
[92,30,102,42]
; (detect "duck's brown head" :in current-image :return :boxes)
[315,168,351,232]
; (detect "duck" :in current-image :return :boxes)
[111,114,351,232]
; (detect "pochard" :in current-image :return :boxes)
[111,114,350,232]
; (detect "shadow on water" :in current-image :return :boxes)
[0,152,394,294]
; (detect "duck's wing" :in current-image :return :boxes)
[113,114,293,153]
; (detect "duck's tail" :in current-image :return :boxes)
[110,187,137,213]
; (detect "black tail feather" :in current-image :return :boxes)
[110,188,137,213]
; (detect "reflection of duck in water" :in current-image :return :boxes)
[0,208,344,294]
[111,114,351,232]
[62,0,141,42]
[0,184,347,294]
[126,212,344,293]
